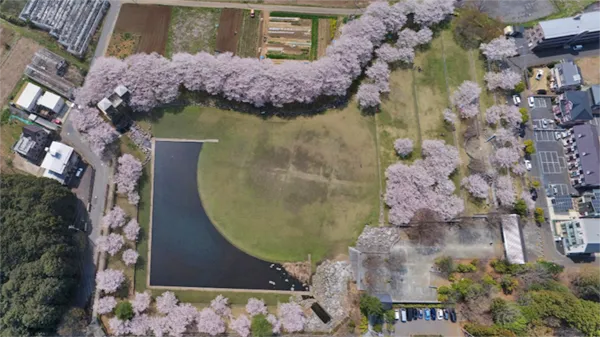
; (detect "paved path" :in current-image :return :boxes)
[94,0,363,60]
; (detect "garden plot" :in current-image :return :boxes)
[166,7,220,56]
[265,16,312,60]
[111,4,171,56]
[215,9,243,54]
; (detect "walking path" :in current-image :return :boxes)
[94,0,363,60]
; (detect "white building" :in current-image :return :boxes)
[40,141,79,185]
[501,215,526,264]
[15,83,42,112]
[37,91,65,113]
[560,219,600,255]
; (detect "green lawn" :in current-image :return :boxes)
[141,105,379,264]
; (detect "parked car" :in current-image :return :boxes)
[537,89,547,95]
[572,45,583,51]
[450,309,457,323]
[52,118,62,125]
[394,309,400,321]
[407,308,413,321]
[437,309,444,320]
[535,69,544,80]
[530,188,538,201]
[528,96,535,108]
[401,308,407,322]
[444,309,449,320]
[418,309,423,319]
[75,167,84,178]
[425,308,431,321]
[562,131,569,139]
[513,95,521,106]
[553,185,559,195]
[250,9,255,17]
[524,159,532,171]
[542,119,549,128]
[430,308,437,321]
[555,131,562,140]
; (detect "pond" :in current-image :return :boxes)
[149,140,306,291]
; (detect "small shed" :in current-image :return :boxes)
[37,91,65,113]
[15,83,42,112]
[501,214,526,264]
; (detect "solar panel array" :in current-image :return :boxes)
[553,195,574,213]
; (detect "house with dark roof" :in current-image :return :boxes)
[12,125,51,163]
[528,12,600,51]
[555,90,594,126]
[568,124,600,190]
[96,85,132,132]
[588,84,600,113]
[551,60,582,92]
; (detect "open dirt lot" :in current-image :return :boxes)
[112,4,171,55]
[215,9,243,54]
[576,56,600,86]
[236,10,262,57]
[316,18,332,59]
[0,35,40,106]
[167,7,220,56]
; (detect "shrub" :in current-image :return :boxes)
[359,294,383,318]
[115,301,134,320]
[500,275,518,294]
[514,82,525,93]
[359,316,368,333]
[456,263,477,273]
[464,323,516,337]
[0,108,10,125]
[534,208,545,223]
[513,199,528,216]
[519,108,529,123]
[373,324,383,333]
[435,256,455,276]
[524,139,535,154]
[251,314,272,337]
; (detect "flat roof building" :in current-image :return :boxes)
[15,83,43,112]
[40,141,79,184]
[528,12,600,51]
[37,91,65,113]
[560,218,600,255]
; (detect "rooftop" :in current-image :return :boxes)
[40,141,74,175]
[556,61,582,88]
[562,218,600,254]
[16,83,42,111]
[573,124,600,186]
[539,12,600,39]
[562,90,593,122]
[590,85,600,106]
[37,91,64,111]
[501,215,525,264]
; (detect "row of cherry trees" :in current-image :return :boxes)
[97,205,141,264]
[94,283,305,337]
[115,154,143,205]
[71,0,455,156]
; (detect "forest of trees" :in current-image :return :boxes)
[0,174,80,336]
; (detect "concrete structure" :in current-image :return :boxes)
[568,124,600,189]
[28,114,59,132]
[37,91,65,114]
[578,189,600,218]
[19,0,109,57]
[12,125,50,163]
[559,218,600,255]
[551,60,582,92]
[528,12,600,51]
[15,83,42,112]
[24,49,79,99]
[40,141,79,184]
[555,90,594,126]
[500,215,526,264]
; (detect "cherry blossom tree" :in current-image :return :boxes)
[496,175,516,206]
[122,248,139,265]
[356,83,382,109]
[278,302,305,333]
[156,291,178,315]
[376,44,414,64]
[486,105,521,129]
[394,138,414,157]
[96,269,125,294]
[512,162,527,176]
[443,108,457,125]
[396,28,433,49]
[94,296,117,315]
[366,60,390,93]
[124,219,141,241]
[102,206,127,229]
[486,105,502,125]
[129,314,150,336]
[197,308,226,336]
[230,314,251,337]
[410,0,456,27]
[459,104,480,119]
[246,298,267,317]
[132,292,152,314]
[484,69,521,90]
[96,233,124,256]
[493,147,520,169]
[495,128,519,148]
[480,36,518,61]
[461,174,489,199]
[210,295,231,317]
[109,317,130,336]
[165,303,197,337]
[115,154,143,205]
[521,191,535,211]
[148,316,169,337]
[267,314,281,334]
[451,81,481,109]
[364,1,407,32]
[86,121,119,157]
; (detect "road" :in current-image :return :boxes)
[508,42,600,71]
[94,0,363,60]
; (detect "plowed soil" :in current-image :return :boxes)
[215,9,243,54]
[112,4,171,55]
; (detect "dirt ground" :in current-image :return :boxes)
[263,0,369,7]
[236,10,262,57]
[529,67,550,92]
[0,36,41,106]
[576,56,600,86]
[112,4,171,55]
[215,9,243,54]
[106,32,141,59]
[167,7,220,56]
[316,18,331,59]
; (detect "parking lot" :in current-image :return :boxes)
[538,151,566,174]
[394,310,461,337]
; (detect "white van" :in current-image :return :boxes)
[401,308,407,322]
[394,309,400,321]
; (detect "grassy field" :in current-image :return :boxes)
[236,10,261,57]
[145,105,379,263]
[166,7,220,57]
[0,119,24,174]
[576,56,600,86]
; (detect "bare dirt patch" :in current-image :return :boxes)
[167,7,220,56]
[215,9,243,54]
[236,10,262,58]
[112,4,171,55]
[0,36,40,106]
[316,18,332,59]
[106,32,140,59]
[576,56,600,85]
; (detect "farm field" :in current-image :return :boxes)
[236,10,262,57]
[316,18,335,58]
[141,105,379,263]
[110,4,171,56]
[265,15,312,60]
[0,27,40,106]
[106,32,140,59]
[167,7,220,56]
[215,9,242,54]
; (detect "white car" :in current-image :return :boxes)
[542,119,549,128]
[75,167,84,178]
[535,69,544,80]
[555,131,562,140]
[394,309,400,321]
[524,160,532,171]
[437,309,444,320]
[528,96,535,108]
[513,95,521,106]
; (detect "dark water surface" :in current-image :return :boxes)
[150,141,305,291]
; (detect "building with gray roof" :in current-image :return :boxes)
[19,0,109,57]
[13,125,50,163]
[588,85,600,113]
[551,60,582,92]
[559,219,600,255]
[570,124,600,189]
[528,11,600,51]
[557,90,594,126]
